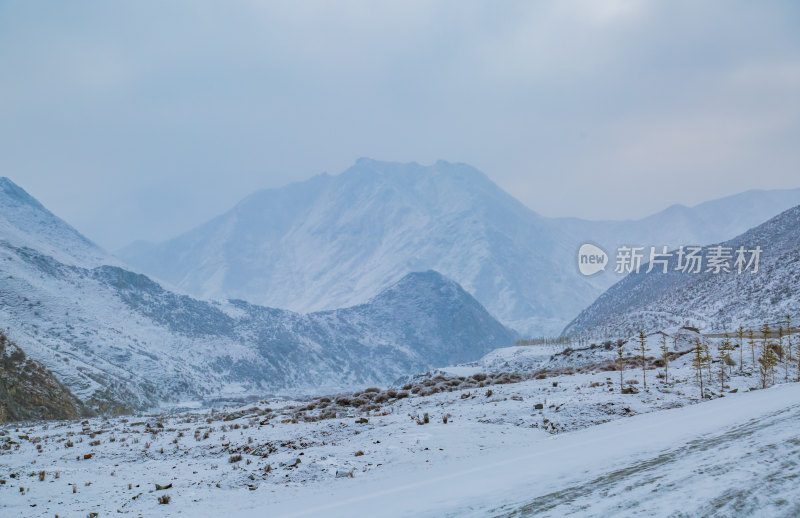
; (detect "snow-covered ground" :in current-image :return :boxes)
[256,383,800,518]
[1,334,796,517]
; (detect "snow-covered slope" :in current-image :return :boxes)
[5,322,799,517]
[0,177,115,268]
[564,204,800,338]
[118,159,800,336]
[246,384,800,518]
[0,179,515,411]
[0,244,514,411]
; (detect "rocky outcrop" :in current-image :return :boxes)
[0,331,90,423]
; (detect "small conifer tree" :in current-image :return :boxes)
[616,339,625,391]
[736,325,745,374]
[778,325,789,381]
[758,341,777,389]
[717,342,730,392]
[761,323,777,384]
[719,335,736,377]
[637,330,649,390]
[692,338,706,399]
[703,339,712,383]
[660,334,670,384]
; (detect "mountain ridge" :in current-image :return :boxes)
[562,203,800,337]
[0,178,515,411]
[117,159,800,336]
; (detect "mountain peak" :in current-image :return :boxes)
[388,270,456,291]
[336,159,503,201]
[0,177,46,211]
[373,270,459,301]
[354,157,381,166]
[0,178,114,268]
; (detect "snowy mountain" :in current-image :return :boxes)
[0,177,116,268]
[118,159,800,336]
[119,158,583,336]
[0,179,515,411]
[563,204,800,338]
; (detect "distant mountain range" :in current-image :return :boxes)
[563,204,800,338]
[119,158,800,336]
[0,178,514,412]
[3,164,798,414]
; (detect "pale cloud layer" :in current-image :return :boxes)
[1,1,798,248]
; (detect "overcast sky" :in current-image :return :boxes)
[1,1,799,249]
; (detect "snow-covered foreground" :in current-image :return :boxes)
[247,383,800,518]
[2,338,798,517]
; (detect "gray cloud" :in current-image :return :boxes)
[1,0,798,249]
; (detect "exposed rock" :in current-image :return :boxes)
[0,331,90,423]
